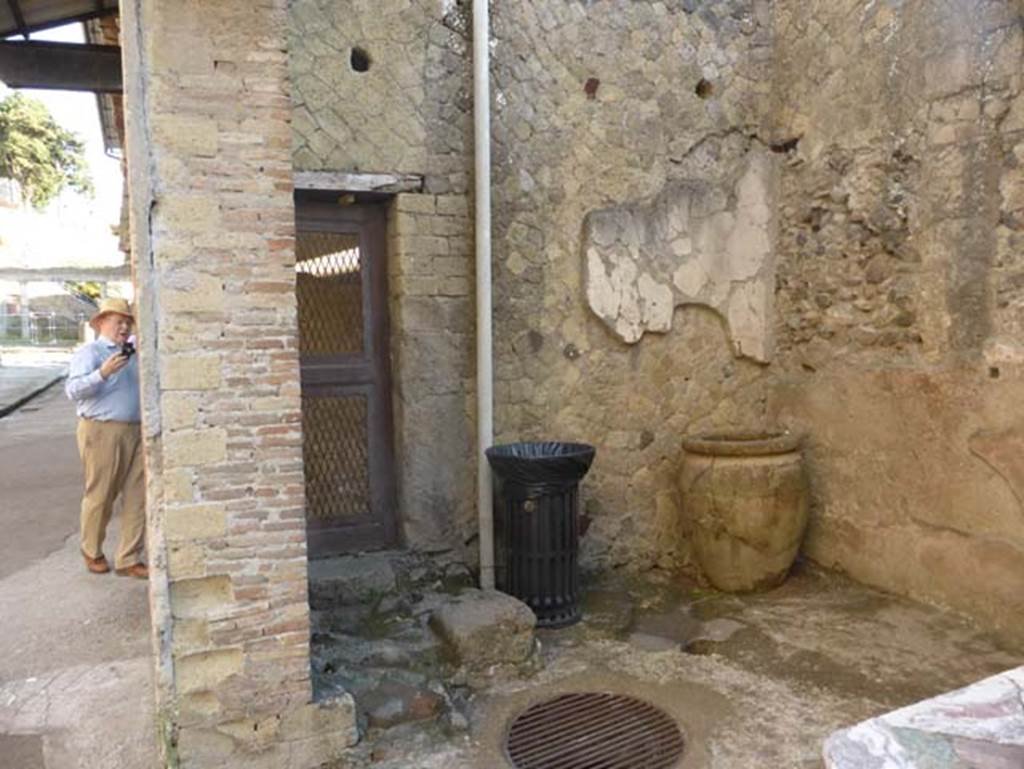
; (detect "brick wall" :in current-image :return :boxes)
[387,193,476,555]
[120,0,356,765]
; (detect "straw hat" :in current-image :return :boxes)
[89,297,134,332]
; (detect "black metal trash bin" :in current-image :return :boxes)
[485,441,596,628]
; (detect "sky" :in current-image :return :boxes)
[0,23,127,298]
[0,23,124,268]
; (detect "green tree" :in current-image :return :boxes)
[0,92,93,209]
[63,280,102,304]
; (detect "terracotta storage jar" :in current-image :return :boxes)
[679,432,809,592]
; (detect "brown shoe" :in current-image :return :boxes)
[115,563,149,579]
[83,551,110,574]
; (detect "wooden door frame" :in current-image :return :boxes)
[295,197,398,556]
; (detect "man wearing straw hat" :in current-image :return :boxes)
[65,297,148,579]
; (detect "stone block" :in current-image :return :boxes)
[153,240,194,264]
[397,332,471,382]
[161,356,222,390]
[439,276,470,296]
[164,428,228,467]
[179,691,221,722]
[424,216,468,236]
[406,234,450,256]
[162,275,225,315]
[175,648,244,693]
[359,679,445,729]
[436,195,469,217]
[174,618,212,654]
[395,194,436,214]
[307,553,398,608]
[217,715,282,751]
[394,296,471,333]
[286,730,361,769]
[156,196,221,233]
[145,23,214,74]
[394,276,441,296]
[394,253,435,277]
[279,694,358,743]
[159,319,209,355]
[170,575,234,618]
[151,115,219,157]
[164,467,195,503]
[434,255,470,278]
[429,588,536,669]
[167,540,205,578]
[175,726,238,768]
[165,503,228,540]
[162,393,200,431]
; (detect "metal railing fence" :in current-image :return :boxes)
[0,311,88,346]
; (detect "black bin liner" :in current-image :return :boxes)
[486,441,596,628]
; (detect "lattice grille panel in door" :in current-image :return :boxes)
[302,394,371,521]
[295,231,363,356]
[296,200,396,555]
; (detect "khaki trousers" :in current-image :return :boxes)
[77,418,146,569]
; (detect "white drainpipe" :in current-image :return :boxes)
[473,0,495,590]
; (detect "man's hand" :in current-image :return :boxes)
[99,352,129,380]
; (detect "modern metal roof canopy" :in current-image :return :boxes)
[0,0,117,38]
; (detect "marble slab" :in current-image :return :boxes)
[824,666,1024,768]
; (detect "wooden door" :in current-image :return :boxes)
[295,200,397,556]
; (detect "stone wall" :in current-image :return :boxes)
[290,0,472,194]
[767,0,1024,643]
[488,0,777,571]
[289,0,476,555]
[122,1,356,766]
[289,0,778,573]
[287,0,1024,642]
[387,193,476,554]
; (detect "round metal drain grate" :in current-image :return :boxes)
[504,692,684,769]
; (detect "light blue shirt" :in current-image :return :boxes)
[65,336,141,423]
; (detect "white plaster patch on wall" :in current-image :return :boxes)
[728,280,771,361]
[585,248,620,329]
[638,272,674,334]
[673,259,708,297]
[582,147,777,362]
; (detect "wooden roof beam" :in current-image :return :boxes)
[6,0,27,38]
[0,40,121,93]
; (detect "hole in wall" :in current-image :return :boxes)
[770,136,801,154]
[695,78,713,99]
[350,47,371,73]
[584,77,601,99]
[989,366,1000,379]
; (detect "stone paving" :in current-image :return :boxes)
[0,387,155,769]
[312,558,1021,768]
[0,347,69,418]
[2,386,1020,768]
